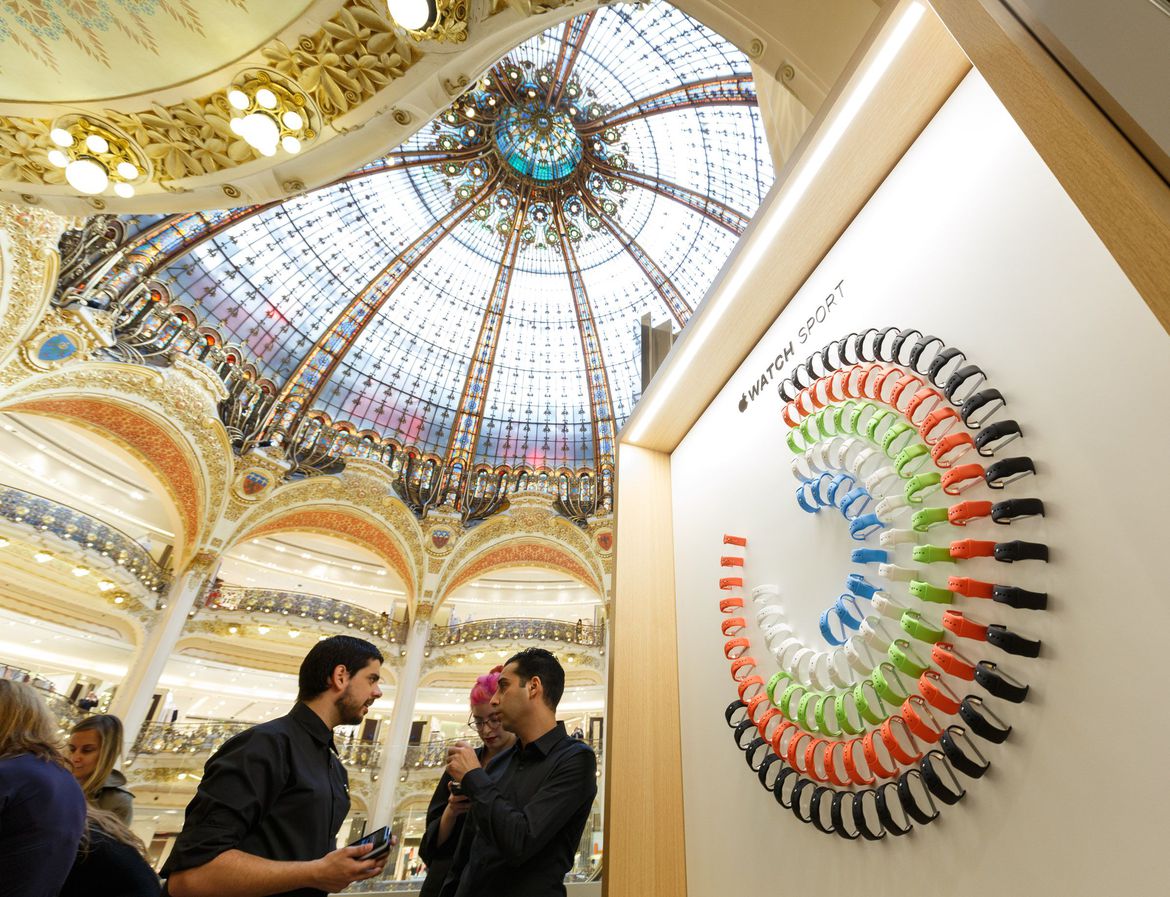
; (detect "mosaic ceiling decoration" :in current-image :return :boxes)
[108,2,774,479]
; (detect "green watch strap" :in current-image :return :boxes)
[854,679,887,725]
[871,662,911,704]
[786,427,805,455]
[893,441,929,474]
[912,544,954,564]
[814,694,843,737]
[904,472,942,503]
[888,638,931,676]
[900,609,945,643]
[849,401,878,436]
[779,682,807,719]
[866,408,896,444]
[911,506,950,532]
[835,691,866,735]
[766,670,791,706]
[908,579,954,604]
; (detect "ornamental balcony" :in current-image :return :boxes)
[401,734,603,780]
[0,486,170,595]
[1,662,85,732]
[202,586,408,644]
[427,618,605,650]
[131,719,382,772]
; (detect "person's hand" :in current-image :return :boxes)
[445,786,472,817]
[446,740,481,782]
[311,843,385,892]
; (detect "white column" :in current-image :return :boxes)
[370,616,430,828]
[111,553,217,757]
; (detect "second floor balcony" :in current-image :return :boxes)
[0,486,169,595]
[204,586,408,644]
[428,618,605,649]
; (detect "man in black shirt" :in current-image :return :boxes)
[163,635,388,897]
[442,648,597,897]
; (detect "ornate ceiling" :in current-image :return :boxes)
[98,2,774,479]
[0,0,316,103]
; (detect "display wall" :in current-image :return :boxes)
[670,71,1169,894]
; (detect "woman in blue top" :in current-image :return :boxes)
[0,679,87,897]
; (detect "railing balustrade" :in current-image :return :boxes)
[0,487,169,593]
[403,734,603,770]
[132,720,382,769]
[1,662,85,731]
[428,619,605,649]
[205,587,409,643]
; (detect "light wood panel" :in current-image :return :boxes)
[602,444,685,897]
[621,2,970,454]
[928,0,1170,334]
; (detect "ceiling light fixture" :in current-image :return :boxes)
[0,537,8,548]
[386,0,437,31]
[226,70,316,158]
[34,550,53,563]
[71,566,90,577]
[45,115,148,198]
[97,580,115,592]
[625,1,926,444]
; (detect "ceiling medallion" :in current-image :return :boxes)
[428,60,629,247]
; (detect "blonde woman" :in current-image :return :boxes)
[0,679,88,897]
[68,713,134,824]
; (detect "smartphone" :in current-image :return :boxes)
[449,780,463,795]
[348,825,394,861]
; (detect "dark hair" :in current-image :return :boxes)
[505,647,565,710]
[297,636,383,702]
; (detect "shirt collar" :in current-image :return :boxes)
[520,721,568,758]
[290,701,336,750]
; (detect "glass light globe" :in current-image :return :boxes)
[255,87,277,109]
[50,127,74,147]
[387,0,434,30]
[114,181,135,198]
[72,566,90,577]
[85,134,109,154]
[239,112,280,154]
[281,135,302,154]
[64,158,109,194]
[228,89,249,110]
[116,161,139,179]
[47,149,69,168]
[281,110,303,130]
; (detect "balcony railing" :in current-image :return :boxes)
[132,720,382,769]
[0,487,169,593]
[1,662,84,731]
[403,734,603,770]
[428,619,605,649]
[205,587,408,643]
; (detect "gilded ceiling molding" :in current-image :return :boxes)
[0,202,70,370]
[0,582,143,647]
[229,503,421,609]
[0,0,613,210]
[0,361,233,566]
[224,459,427,598]
[433,495,605,606]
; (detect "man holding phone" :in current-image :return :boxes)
[163,636,389,897]
[441,648,597,896]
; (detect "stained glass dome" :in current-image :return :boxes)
[108,1,775,487]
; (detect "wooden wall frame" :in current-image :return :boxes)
[603,1,1170,895]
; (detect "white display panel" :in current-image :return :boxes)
[671,71,1169,894]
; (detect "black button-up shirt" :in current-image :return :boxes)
[440,722,597,897]
[161,703,350,897]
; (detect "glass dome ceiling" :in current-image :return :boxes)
[111,2,774,479]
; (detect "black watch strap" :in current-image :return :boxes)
[974,660,1029,703]
[993,584,1048,610]
[994,539,1049,563]
[991,497,1045,524]
[986,623,1042,657]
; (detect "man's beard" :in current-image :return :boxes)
[337,685,368,725]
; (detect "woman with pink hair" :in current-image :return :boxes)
[417,665,516,897]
